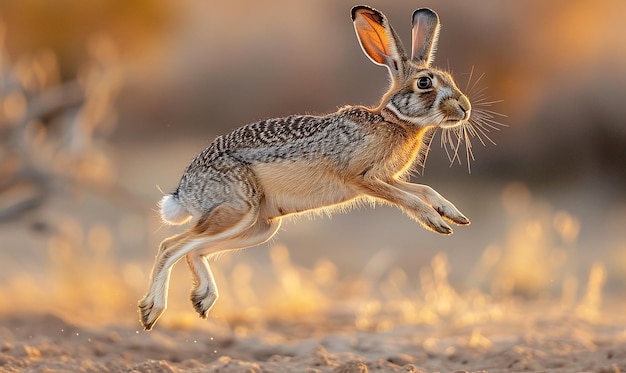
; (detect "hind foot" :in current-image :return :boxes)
[190,287,218,318]
[138,294,166,331]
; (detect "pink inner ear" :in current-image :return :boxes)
[412,22,427,60]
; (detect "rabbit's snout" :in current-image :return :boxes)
[458,94,471,117]
[441,94,471,127]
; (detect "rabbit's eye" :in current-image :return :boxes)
[416,77,432,89]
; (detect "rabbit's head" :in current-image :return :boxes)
[352,6,470,130]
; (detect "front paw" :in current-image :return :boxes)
[437,206,470,226]
[415,208,453,235]
[138,295,165,331]
[424,216,453,235]
[411,185,470,226]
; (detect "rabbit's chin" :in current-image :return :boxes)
[439,119,467,129]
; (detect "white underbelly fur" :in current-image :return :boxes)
[252,160,359,219]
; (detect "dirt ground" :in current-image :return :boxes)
[1,299,626,373]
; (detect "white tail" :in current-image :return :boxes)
[159,194,191,225]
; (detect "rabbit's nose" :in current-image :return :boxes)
[458,95,471,114]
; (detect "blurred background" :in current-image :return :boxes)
[0,0,625,327]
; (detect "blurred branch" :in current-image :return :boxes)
[0,82,83,221]
[22,81,84,125]
[0,31,149,223]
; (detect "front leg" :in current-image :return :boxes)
[354,177,453,234]
[393,180,470,226]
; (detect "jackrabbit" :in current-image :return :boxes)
[139,5,474,330]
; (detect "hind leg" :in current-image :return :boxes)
[138,230,193,330]
[186,253,218,319]
[139,202,258,330]
[186,218,282,318]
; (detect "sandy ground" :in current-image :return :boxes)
[1,300,626,373]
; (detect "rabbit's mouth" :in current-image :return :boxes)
[438,95,471,129]
[440,115,469,129]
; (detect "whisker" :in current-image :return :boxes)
[463,125,474,173]
[472,118,500,134]
[470,124,497,146]
[464,65,475,93]
[469,120,495,146]
[462,66,487,99]
[477,120,503,133]
[441,127,456,164]
[471,111,504,145]
[451,126,464,166]
[474,98,505,106]
[468,71,486,97]
[439,128,447,159]
[465,121,486,146]
[451,128,463,166]
[472,113,507,131]
[474,111,497,121]
[474,107,508,118]
[468,88,489,102]
[435,114,453,163]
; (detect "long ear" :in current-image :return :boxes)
[411,8,440,66]
[352,5,407,79]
